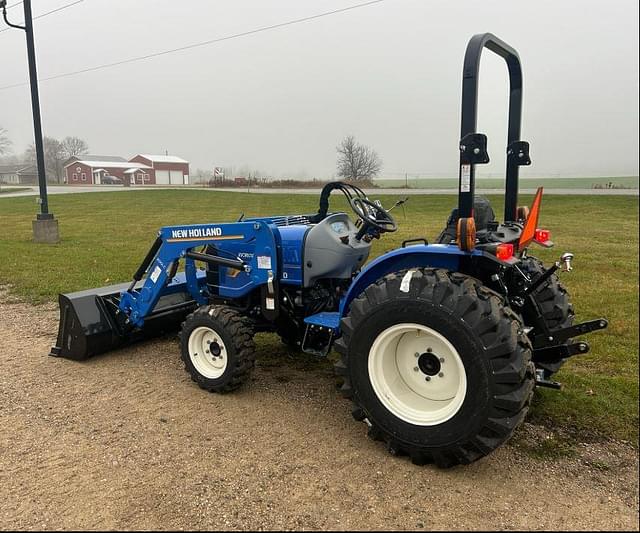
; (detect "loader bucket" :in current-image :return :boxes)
[50,275,200,361]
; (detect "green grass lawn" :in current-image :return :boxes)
[375,176,639,190]
[0,190,637,446]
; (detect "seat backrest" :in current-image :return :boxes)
[436,196,495,244]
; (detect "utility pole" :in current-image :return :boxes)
[2,0,59,243]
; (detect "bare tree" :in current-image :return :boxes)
[336,135,382,181]
[61,136,89,159]
[25,136,65,183]
[0,127,11,156]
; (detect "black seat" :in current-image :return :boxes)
[436,196,496,244]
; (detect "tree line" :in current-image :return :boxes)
[209,136,384,183]
[2,125,382,183]
[206,135,383,184]
[0,126,89,183]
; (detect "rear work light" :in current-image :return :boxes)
[495,243,514,261]
[534,228,551,243]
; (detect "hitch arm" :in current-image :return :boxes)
[532,341,590,363]
[522,261,559,295]
[533,318,608,346]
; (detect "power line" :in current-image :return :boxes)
[0,0,388,91]
[0,0,84,33]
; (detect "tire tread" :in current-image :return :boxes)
[335,268,534,467]
[180,305,256,393]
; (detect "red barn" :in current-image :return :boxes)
[64,159,152,185]
[129,154,190,185]
[64,154,190,186]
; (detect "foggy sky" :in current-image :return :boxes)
[1,0,638,179]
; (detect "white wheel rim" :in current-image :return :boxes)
[368,323,467,426]
[188,326,228,379]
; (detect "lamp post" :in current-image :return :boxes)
[2,0,59,243]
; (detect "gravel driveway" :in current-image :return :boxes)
[0,289,637,530]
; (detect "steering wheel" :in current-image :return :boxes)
[350,197,397,236]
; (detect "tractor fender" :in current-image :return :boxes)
[339,244,483,316]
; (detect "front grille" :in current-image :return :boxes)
[271,215,312,227]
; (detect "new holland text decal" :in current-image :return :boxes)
[167,226,244,242]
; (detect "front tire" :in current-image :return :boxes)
[180,305,256,393]
[334,268,535,468]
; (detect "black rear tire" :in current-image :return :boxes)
[180,305,256,393]
[334,268,535,468]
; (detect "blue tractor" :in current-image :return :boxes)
[51,34,607,467]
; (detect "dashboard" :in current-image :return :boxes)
[330,220,349,235]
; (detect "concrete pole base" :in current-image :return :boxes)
[33,216,60,244]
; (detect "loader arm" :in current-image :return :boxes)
[119,221,279,327]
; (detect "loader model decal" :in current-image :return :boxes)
[167,227,244,242]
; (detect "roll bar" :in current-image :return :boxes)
[457,33,531,222]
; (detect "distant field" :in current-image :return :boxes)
[375,176,639,189]
[0,190,637,449]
